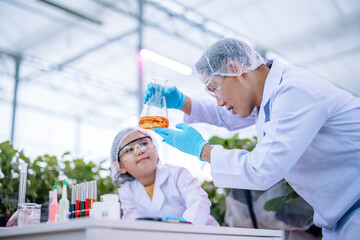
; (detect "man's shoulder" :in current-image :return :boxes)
[280,64,331,94]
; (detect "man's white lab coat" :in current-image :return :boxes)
[185,59,360,237]
[118,162,219,226]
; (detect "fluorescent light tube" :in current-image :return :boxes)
[139,49,193,76]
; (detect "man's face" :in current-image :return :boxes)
[117,131,158,179]
[204,73,255,118]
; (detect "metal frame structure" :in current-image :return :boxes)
[1,0,265,145]
[1,0,358,150]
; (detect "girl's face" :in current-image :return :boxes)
[117,131,158,180]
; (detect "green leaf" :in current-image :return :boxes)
[264,196,285,212]
[62,152,70,157]
[208,136,225,145]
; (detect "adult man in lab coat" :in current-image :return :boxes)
[145,38,360,239]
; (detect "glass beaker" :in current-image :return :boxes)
[139,78,169,130]
[18,203,41,227]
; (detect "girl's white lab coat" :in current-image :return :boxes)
[118,162,219,226]
[185,59,360,238]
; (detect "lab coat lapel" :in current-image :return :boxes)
[257,59,284,142]
[151,162,168,216]
[132,180,152,213]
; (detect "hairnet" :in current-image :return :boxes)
[110,127,157,185]
[194,38,264,83]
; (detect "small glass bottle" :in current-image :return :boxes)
[59,179,69,222]
[49,183,59,222]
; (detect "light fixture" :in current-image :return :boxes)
[139,49,193,76]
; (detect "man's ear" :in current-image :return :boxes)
[227,60,242,75]
[118,162,127,174]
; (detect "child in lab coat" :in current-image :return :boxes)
[110,127,219,226]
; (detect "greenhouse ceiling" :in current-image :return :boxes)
[0,0,359,170]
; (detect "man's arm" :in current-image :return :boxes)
[180,95,192,115]
[200,144,214,163]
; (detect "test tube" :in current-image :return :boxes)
[75,184,80,210]
[18,163,28,204]
[88,181,93,209]
[81,183,86,217]
[85,182,91,210]
[84,182,90,217]
[70,185,76,219]
[91,180,97,203]
[75,184,81,218]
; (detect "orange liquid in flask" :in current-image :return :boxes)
[139,116,169,130]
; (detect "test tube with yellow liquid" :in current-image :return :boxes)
[139,78,169,130]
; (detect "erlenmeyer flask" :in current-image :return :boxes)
[139,78,169,130]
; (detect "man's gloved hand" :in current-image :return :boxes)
[144,82,185,109]
[162,216,189,223]
[153,123,208,160]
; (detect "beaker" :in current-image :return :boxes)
[17,203,41,227]
[139,78,169,130]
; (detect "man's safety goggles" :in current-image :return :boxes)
[203,73,243,98]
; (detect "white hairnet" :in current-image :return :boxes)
[195,38,264,82]
[110,127,157,185]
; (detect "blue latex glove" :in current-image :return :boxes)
[153,123,208,160]
[162,216,188,223]
[144,82,185,109]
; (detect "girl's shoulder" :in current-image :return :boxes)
[160,163,189,175]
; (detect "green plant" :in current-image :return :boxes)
[62,155,118,197]
[200,134,258,225]
[264,182,300,212]
[209,133,257,152]
[201,181,228,225]
[0,141,30,219]
[0,141,118,225]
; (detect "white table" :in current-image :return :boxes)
[0,219,283,240]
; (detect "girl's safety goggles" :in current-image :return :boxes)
[117,136,152,162]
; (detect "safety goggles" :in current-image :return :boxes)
[203,73,243,98]
[117,136,152,162]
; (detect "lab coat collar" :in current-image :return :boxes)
[260,59,285,110]
[256,59,284,141]
[132,161,167,216]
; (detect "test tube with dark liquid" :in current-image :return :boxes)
[81,183,86,217]
[70,185,76,219]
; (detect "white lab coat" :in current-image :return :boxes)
[185,59,360,238]
[118,162,219,226]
